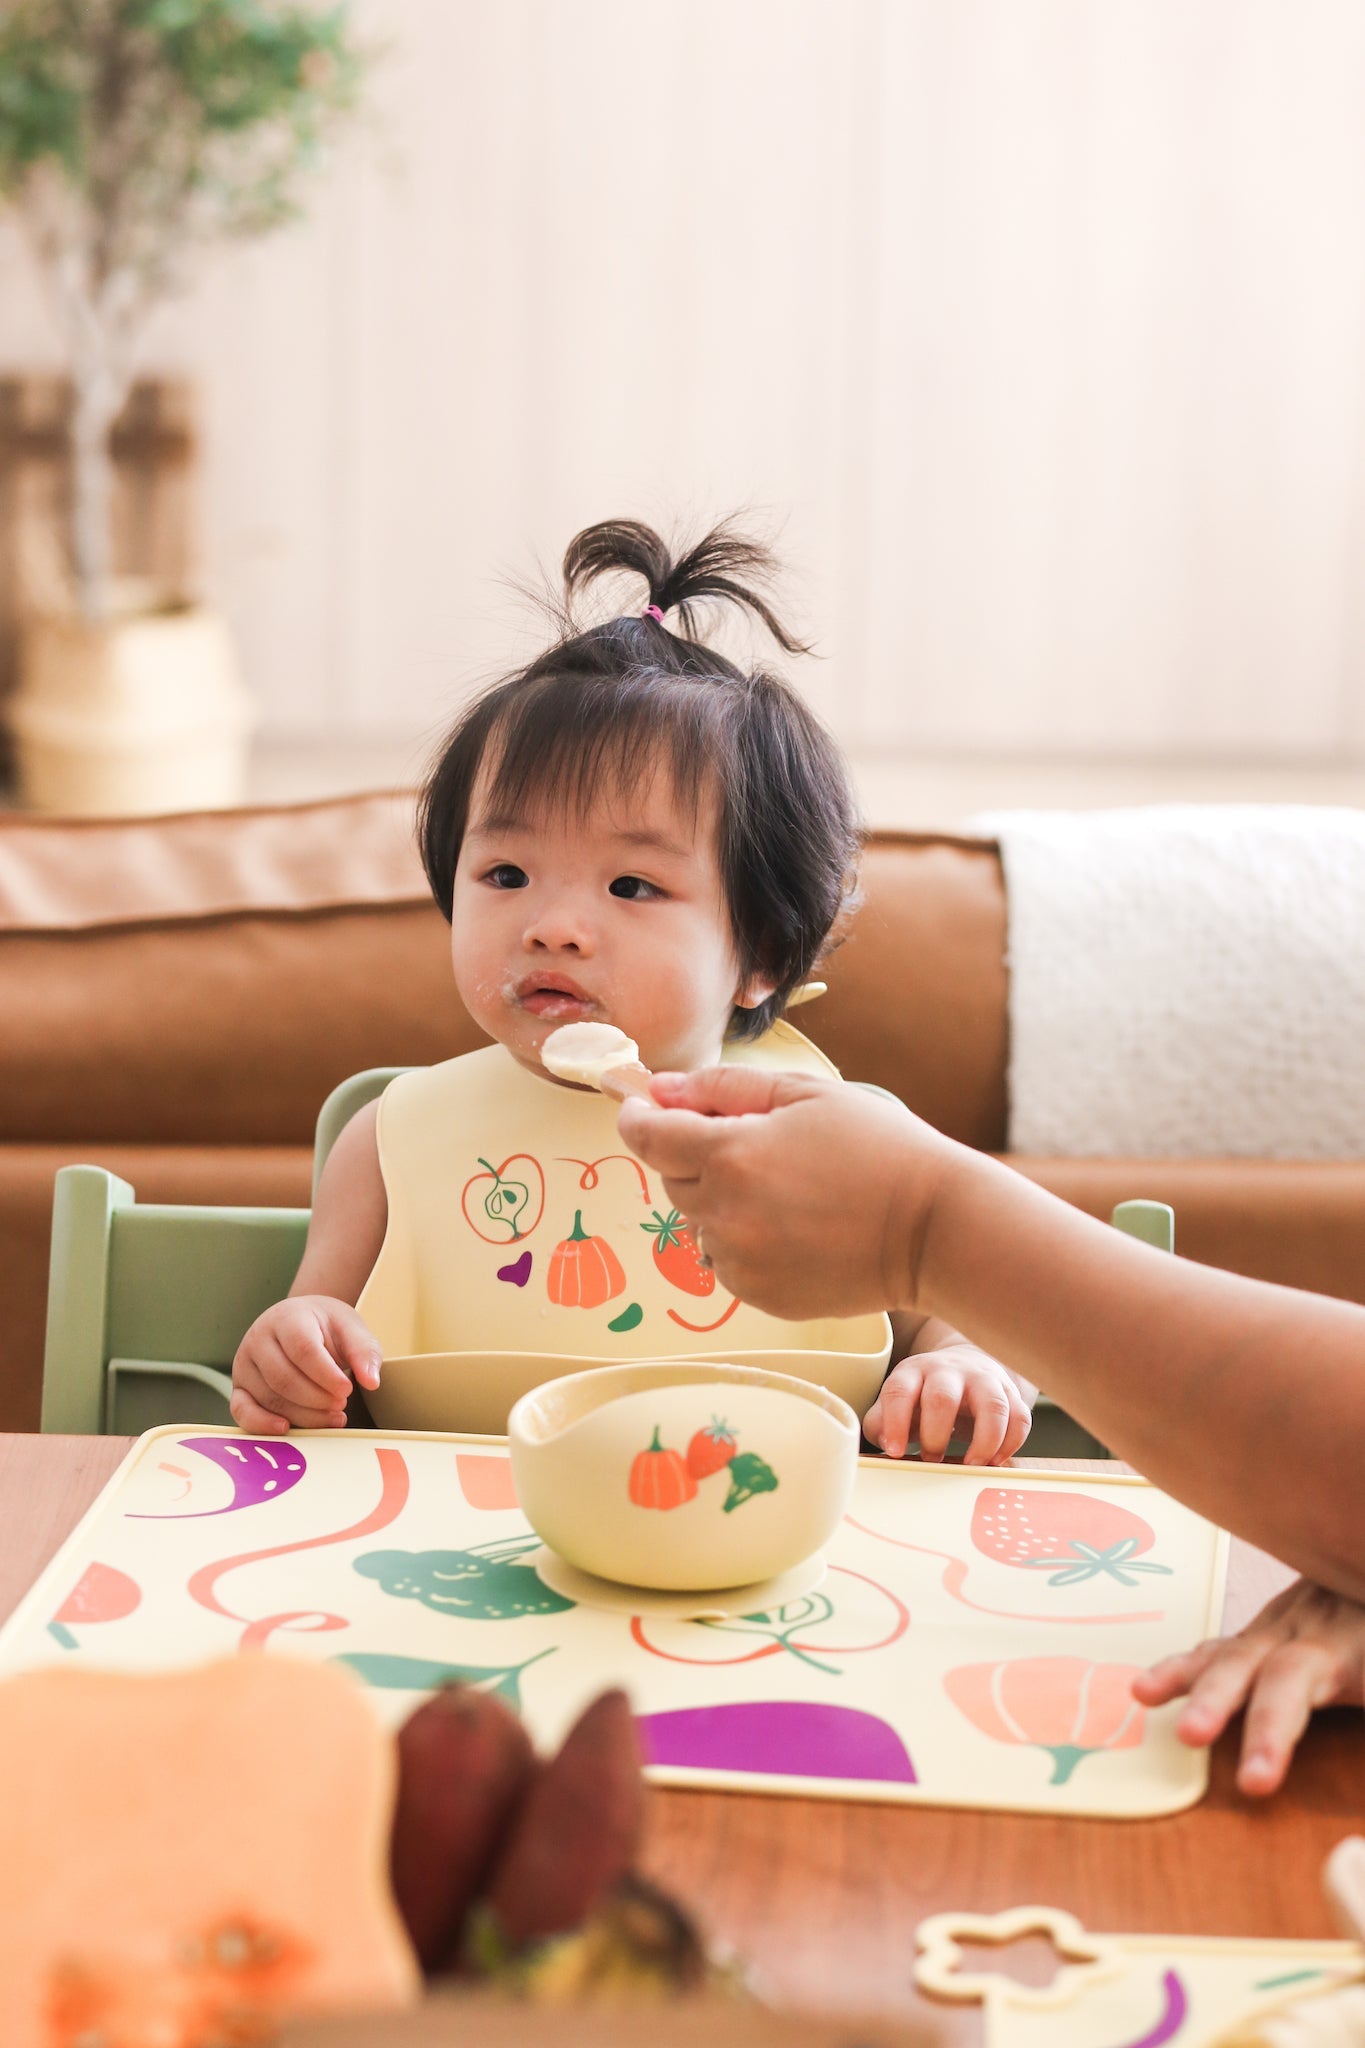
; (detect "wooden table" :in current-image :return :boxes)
[2,1435,1360,2036]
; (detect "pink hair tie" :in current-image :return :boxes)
[643,604,664,623]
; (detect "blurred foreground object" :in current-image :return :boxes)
[0,1659,725,2046]
[0,1659,418,2047]
[0,0,369,812]
[281,1998,943,2046]
[1216,1838,1365,2048]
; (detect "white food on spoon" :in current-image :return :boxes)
[541,1021,642,1086]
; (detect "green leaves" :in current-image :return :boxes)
[0,0,367,244]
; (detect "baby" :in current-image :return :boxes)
[231,517,1032,1460]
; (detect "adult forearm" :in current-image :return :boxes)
[915,1149,1365,1599]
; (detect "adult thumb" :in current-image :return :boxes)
[645,1065,823,1118]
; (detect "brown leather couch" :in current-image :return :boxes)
[2,793,1361,1434]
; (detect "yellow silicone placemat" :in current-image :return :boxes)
[0,1428,1228,1817]
[915,1909,1364,2047]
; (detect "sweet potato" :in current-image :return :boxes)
[485,1689,644,1947]
[390,1685,535,1971]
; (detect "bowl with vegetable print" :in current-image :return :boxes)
[508,1360,860,1592]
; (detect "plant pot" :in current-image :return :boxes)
[9,603,255,816]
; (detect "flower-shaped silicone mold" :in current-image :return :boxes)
[914,1906,1122,2010]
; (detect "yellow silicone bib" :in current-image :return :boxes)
[358,1019,892,1433]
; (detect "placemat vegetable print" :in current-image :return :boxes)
[0,1430,1228,1817]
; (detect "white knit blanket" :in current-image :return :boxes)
[974,806,1365,1159]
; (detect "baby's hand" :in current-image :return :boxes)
[1133,1578,1365,1796]
[864,1348,1032,1465]
[230,1296,383,1436]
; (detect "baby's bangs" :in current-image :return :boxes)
[478,670,732,829]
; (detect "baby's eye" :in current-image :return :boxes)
[485,863,529,890]
[609,874,662,901]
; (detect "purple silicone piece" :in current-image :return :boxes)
[1110,1972,1188,2048]
[639,1701,916,1784]
[497,1250,533,1286]
[127,1436,307,1518]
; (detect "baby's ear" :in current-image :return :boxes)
[733,972,777,1012]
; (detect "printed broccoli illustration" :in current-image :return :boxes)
[722,1453,779,1513]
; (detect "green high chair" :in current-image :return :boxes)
[39,1069,405,1436]
[40,1071,1174,1449]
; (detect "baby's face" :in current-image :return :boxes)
[450,765,771,1078]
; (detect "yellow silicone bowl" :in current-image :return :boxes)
[507,1360,860,1592]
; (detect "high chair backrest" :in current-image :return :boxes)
[41,1069,406,1436]
[1027,1197,1176,1459]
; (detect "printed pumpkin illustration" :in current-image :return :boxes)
[629,1428,698,1510]
[944,1655,1146,1784]
[547,1210,626,1308]
[971,1489,1173,1587]
[686,1417,738,1480]
[643,1209,715,1296]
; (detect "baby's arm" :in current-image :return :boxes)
[1133,1578,1365,1795]
[230,1101,389,1436]
[864,1312,1035,1464]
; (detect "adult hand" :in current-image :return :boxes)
[617,1067,959,1320]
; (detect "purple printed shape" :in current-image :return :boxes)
[128,1437,307,1518]
[639,1701,915,1784]
[1110,1972,1188,2048]
[497,1250,533,1286]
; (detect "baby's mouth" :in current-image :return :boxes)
[515,975,598,1021]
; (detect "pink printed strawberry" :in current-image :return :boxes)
[642,1209,715,1297]
[971,1489,1173,1587]
[686,1417,738,1480]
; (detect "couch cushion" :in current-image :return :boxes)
[1009,1157,1365,1306]
[0,794,488,1145]
[809,833,1008,1150]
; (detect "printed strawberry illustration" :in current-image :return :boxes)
[971,1489,1173,1587]
[686,1417,738,1480]
[642,1209,715,1296]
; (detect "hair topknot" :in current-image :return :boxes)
[562,516,812,655]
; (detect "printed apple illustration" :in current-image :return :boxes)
[460,1154,546,1244]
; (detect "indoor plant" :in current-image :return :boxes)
[0,0,366,813]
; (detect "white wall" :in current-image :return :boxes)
[4,0,1365,769]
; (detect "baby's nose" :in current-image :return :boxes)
[524,899,596,954]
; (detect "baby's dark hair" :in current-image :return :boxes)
[417,517,861,1040]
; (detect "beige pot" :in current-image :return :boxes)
[10,603,255,816]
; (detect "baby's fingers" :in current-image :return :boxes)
[229,1377,345,1435]
[865,1364,923,1460]
[255,1331,351,1423]
[916,1365,965,1463]
[275,1308,355,1404]
[1238,1644,1342,1797]
[229,1385,293,1437]
[319,1302,384,1393]
[960,1378,1018,1467]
